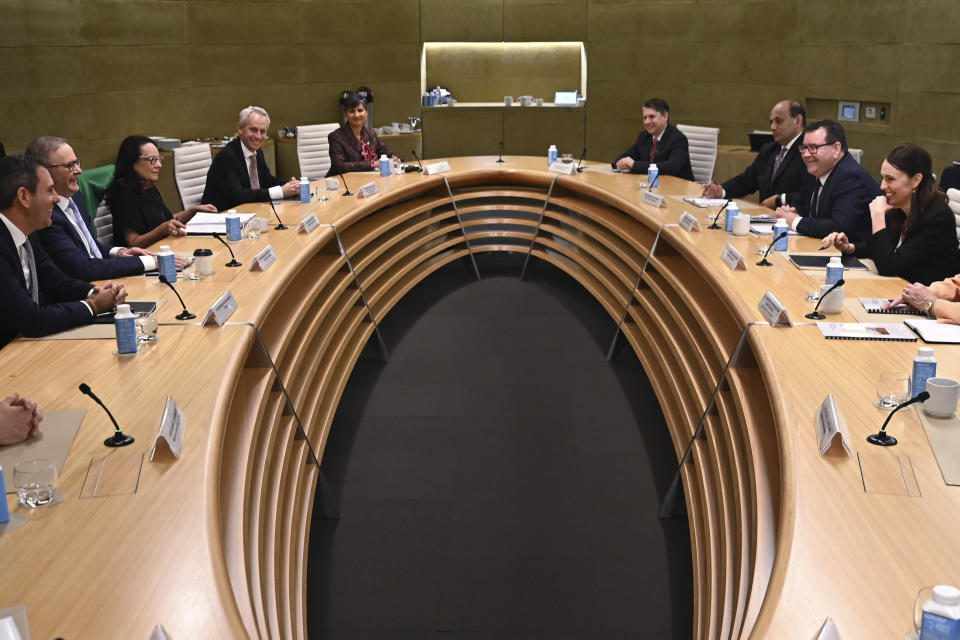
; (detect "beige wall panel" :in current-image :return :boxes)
[420,0,503,42]
[897,93,960,143]
[588,42,694,84]
[421,110,502,158]
[300,1,421,43]
[502,1,587,41]
[692,42,793,86]
[85,92,137,150]
[187,3,301,45]
[588,3,695,43]
[0,1,30,47]
[906,1,960,44]
[693,3,792,42]
[361,80,424,127]
[899,44,960,94]
[299,82,354,124]
[799,0,904,44]
[0,47,84,100]
[81,138,127,170]
[79,1,187,45]
[791,44,900,90]
[586,115,642,166]
[186,87,280,138]
[0,99,40,154]
[503,109,585,157]
[27,0,84,46]
[584,79,657,117]
[303,44,420,83]
[82,45,189,93]
[29,95,95,147]
[190,44,305,87]
[127,88,197,137]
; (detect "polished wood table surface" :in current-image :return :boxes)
[1,156,957,639]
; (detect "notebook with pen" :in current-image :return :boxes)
[817,322,917,342]
[859,298,926,316]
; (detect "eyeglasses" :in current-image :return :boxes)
[138,156,163,165]
[48,158,81,171]
[800,142,836,155]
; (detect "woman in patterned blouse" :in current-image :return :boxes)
[326,92,399,177]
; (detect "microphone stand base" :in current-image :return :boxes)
[343,191,353,197]
[804,311,826,320]
[756,259,773,266]
[176,310,197,320]
[707,223,721,230]
[275,223,288,230]
[105,432,135,447]
[867,432,897,446]
[225,260,242,267]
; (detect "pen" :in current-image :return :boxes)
[818,244,831,251]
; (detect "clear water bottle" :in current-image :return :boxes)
[157,244,176,282]
[300,177,310,203]
[774,219,789,251]
[913,347,937,398]
[725,201,739,232]
[379,155,391,177]
[647,163,659,189]
[114,303,137,355]
[548,144,558,165]
[826,256,843,285]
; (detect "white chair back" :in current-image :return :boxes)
[676,124,719,183]
[94,199,113,245]
[848,148,864,164]
[296,123,340,180]
[172,143,212,209]
[947,188,960,242]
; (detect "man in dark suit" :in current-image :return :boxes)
[775,120,881,244]
[0,155,125,349]
[701,100,807,209]
[612,97,695,181]
[25,136,166,281]
[201,105,300,211]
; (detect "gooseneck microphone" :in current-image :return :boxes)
[868,391,930,446]
[410,149,425,173]
[804,278,845,320]
[497,140,504,163]
[212,232,242,267]
[158,274,196,320]
[707,200,730,230]
[79,383,134,447]
[575,147,587,172]
[339,173,353,197]
[757,231,788,266]
[269,200,287,230]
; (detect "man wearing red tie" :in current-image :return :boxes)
[612,97,694,181]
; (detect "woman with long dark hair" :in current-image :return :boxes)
[106,135,216,248]
[823,143,960,284]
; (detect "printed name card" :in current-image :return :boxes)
[721,243,747,270]
[548,161,577,175]
[816,394,852,457]
[357,182,379,198]
[249,244,278,272]
[758,291,793,327]
[298,213,320,234]
[149,396,186,461]
[202,290,238,327]
[423,161,451,175]
[641,190,667,208]
[678,211,701,232]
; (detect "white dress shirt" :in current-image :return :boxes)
[241,142,284,202]
[58,197,157,271]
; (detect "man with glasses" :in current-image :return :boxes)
[25,136,162,280]
[774,119,880,243]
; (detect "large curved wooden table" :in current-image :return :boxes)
[2,156,958,639]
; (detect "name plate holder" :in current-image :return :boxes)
[721,243,747,270]
[548,161,577,175]
[758,291,792,327]
[423,161,451,175]
[641,190,667,208]
[149,395,186,461]
[356,182,379,198]
[816,394,852,456]
[202,290,238,327]
[298,213,320,234]
[678,211,701,232]
[249,244,278,272]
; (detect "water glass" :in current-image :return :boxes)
[14,458,57,508]
[136,313,159,342]
[877,370,911,409]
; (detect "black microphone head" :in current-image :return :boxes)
[411,149,419,158]
[79,383,91,394]
[918,391,931,402]
[835,278,845,287]
[212,231,221,239]
[158,274,170,285]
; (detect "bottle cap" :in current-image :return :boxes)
[649,163,658,169]
[380,154,388,160]
[159,245,171,253]
[933,585,960,606]
[300,176,308,182]
[116,304,131,315]
[828,256,842,265]
[919,347,935,357]
[228,209,237,214]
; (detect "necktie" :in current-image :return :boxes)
[68,199,102,259]
[811,183,823,217]
[22,240,38,304]
[249,154,260,190]
[650,138,659,161]
[772,146,787,176]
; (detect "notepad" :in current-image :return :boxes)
[682,197,728,208]
[904,318,960,344]
[186,211,255,235]
[789,254,868,270]
[817,322,917,341]
[859,298,925,316]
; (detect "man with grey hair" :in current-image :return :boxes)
[201,105,300,211]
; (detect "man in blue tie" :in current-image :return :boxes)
[26,136,185,280]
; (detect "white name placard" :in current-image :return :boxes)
[758,291,793,327]
[249,244,278,272]
[423,161,451,175]
[149,395,186,461]
[816,394,852,457]
[678,211,701,232]
[641,190,667,208]
[548,161,577,175]
[357,182,379,198]
[202,290,238,327]
[721,243,747,270]
[298,213,321,234]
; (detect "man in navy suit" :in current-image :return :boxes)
[0,155,125,349]
[25,136,168,281]
[775,120,880,244]
[201,105,300,211]
[612,97,695,181]
[701,100,807,209]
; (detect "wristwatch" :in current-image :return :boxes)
[923,299,936,317]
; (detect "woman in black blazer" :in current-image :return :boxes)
[326,92,399,177]
[822,143,960,285]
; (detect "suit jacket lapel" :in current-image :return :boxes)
[0,223,28,290]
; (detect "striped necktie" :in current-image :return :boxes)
[22,240,39,303]
[68,198,102,259]
[249,154,260,190]
[772,147,787,176]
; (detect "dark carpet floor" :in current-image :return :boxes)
[306,253,692,639]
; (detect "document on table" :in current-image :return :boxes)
[904,318,960,344]
[186,211,255,235]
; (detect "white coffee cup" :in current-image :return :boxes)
[504,96,513,106]
[732,214,750,236]
[925,377,960,418]
[535,98,543,106]
[818,283,845,314]
[325,177,340,190]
